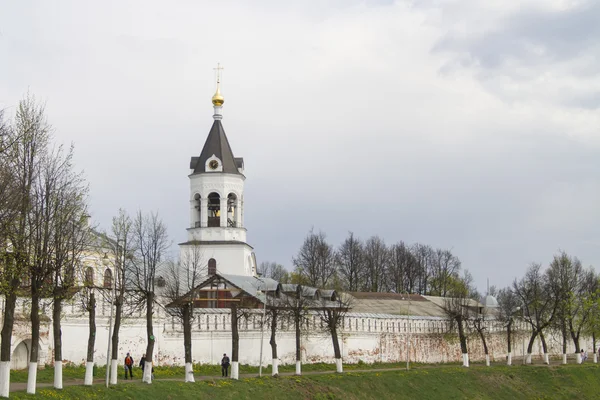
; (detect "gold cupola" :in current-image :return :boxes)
[212,83,224,106]
[212,63,225,107]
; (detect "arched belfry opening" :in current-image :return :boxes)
[227,193,238,227]
[208,258,217,275]
[208,192,220,227]
[194,193,202,228]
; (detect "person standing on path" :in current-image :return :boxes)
[139,354,146,376]
[124,353,134,379]
[221,353,230,377]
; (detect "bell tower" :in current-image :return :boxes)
[179,64,257,277]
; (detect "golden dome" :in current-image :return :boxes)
[212,84,224,107]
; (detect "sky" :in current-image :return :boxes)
[1,0,599,293]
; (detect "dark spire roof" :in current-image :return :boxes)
[190,120,243,175]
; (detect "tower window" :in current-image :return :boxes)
[208,258,217,275]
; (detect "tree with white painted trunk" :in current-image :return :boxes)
[268,307,280,376]
[130,211,170,384]
[317,292,352,373]
[281,285,310,375]
[497,287,521,366]
[471,311,491,366]
[583,283,600,364]
[0,95,50,398]
[513,263,558,365]
[442,272,477,368]
[163,245,204,383]
[48,146,90,390]
[81,286,96,385]
[24,101,80,395]
[104,209,136,384]
[548,251,584,364]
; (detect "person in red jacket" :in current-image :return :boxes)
[124,353,134,379]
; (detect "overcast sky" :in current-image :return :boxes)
[1,0,599,292]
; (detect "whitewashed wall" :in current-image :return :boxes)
[2,294,596,369]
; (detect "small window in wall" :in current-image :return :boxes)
[208,258,217,275]
[85,267,94,286]
[103,269,112,288]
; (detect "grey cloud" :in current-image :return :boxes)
[436,2,600,69]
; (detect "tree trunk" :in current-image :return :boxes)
[0,292,17,361]
[53,296,63,389]
[143,292,155,384]
[269,309,278,376]
[0,291,17,397]
[28,291,40,394]
[561,323,568,364]
[110,297,122,385]
[230,305,239,379]
[506,320,512,366]
[527,330,538,354]
[570,328,581,354]
[457,318,468,354]
[539,331,549,364]
[593,333,598,364]
[295,313,301,375]
[507,320,512,354]
[457,317,468,367]
[87,293,96,362]
[183,304,192,363]
[477,328,489,366]
[478,329,489,355]
[330,319,343,373]
[331,324,342,359]
[182,303,194,383]
[85,292,96,386]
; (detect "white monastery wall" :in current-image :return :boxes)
[3,294,594,369]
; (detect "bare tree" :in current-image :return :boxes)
[130,210,170,383]
[430,249,462,297]
[470,309,491,367]
[388,241,418,294]
[411,243,434,295]
[163,244,205,382]
[497,287,521,365]
[547,251,582,363]
[513,263,558,364]
[0,110,20,244]
[48,145,90,389]
[267,304,280,376]
[583,276,600,363]
[259,261,289,283]
[442,275,472,367]
[316,293,352,373]
[78,243,99,386]
[292,229,336,288]
[0,95,50,398]
[336,232,364,292]
[280,286,311,375]
[362,236,387,292]
[105,209,136,384]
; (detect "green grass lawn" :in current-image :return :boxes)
[10,361,415,383]
[8,364,600,399]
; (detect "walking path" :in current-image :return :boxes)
[9,360,593,393]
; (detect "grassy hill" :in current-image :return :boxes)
[9,364,600,399]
